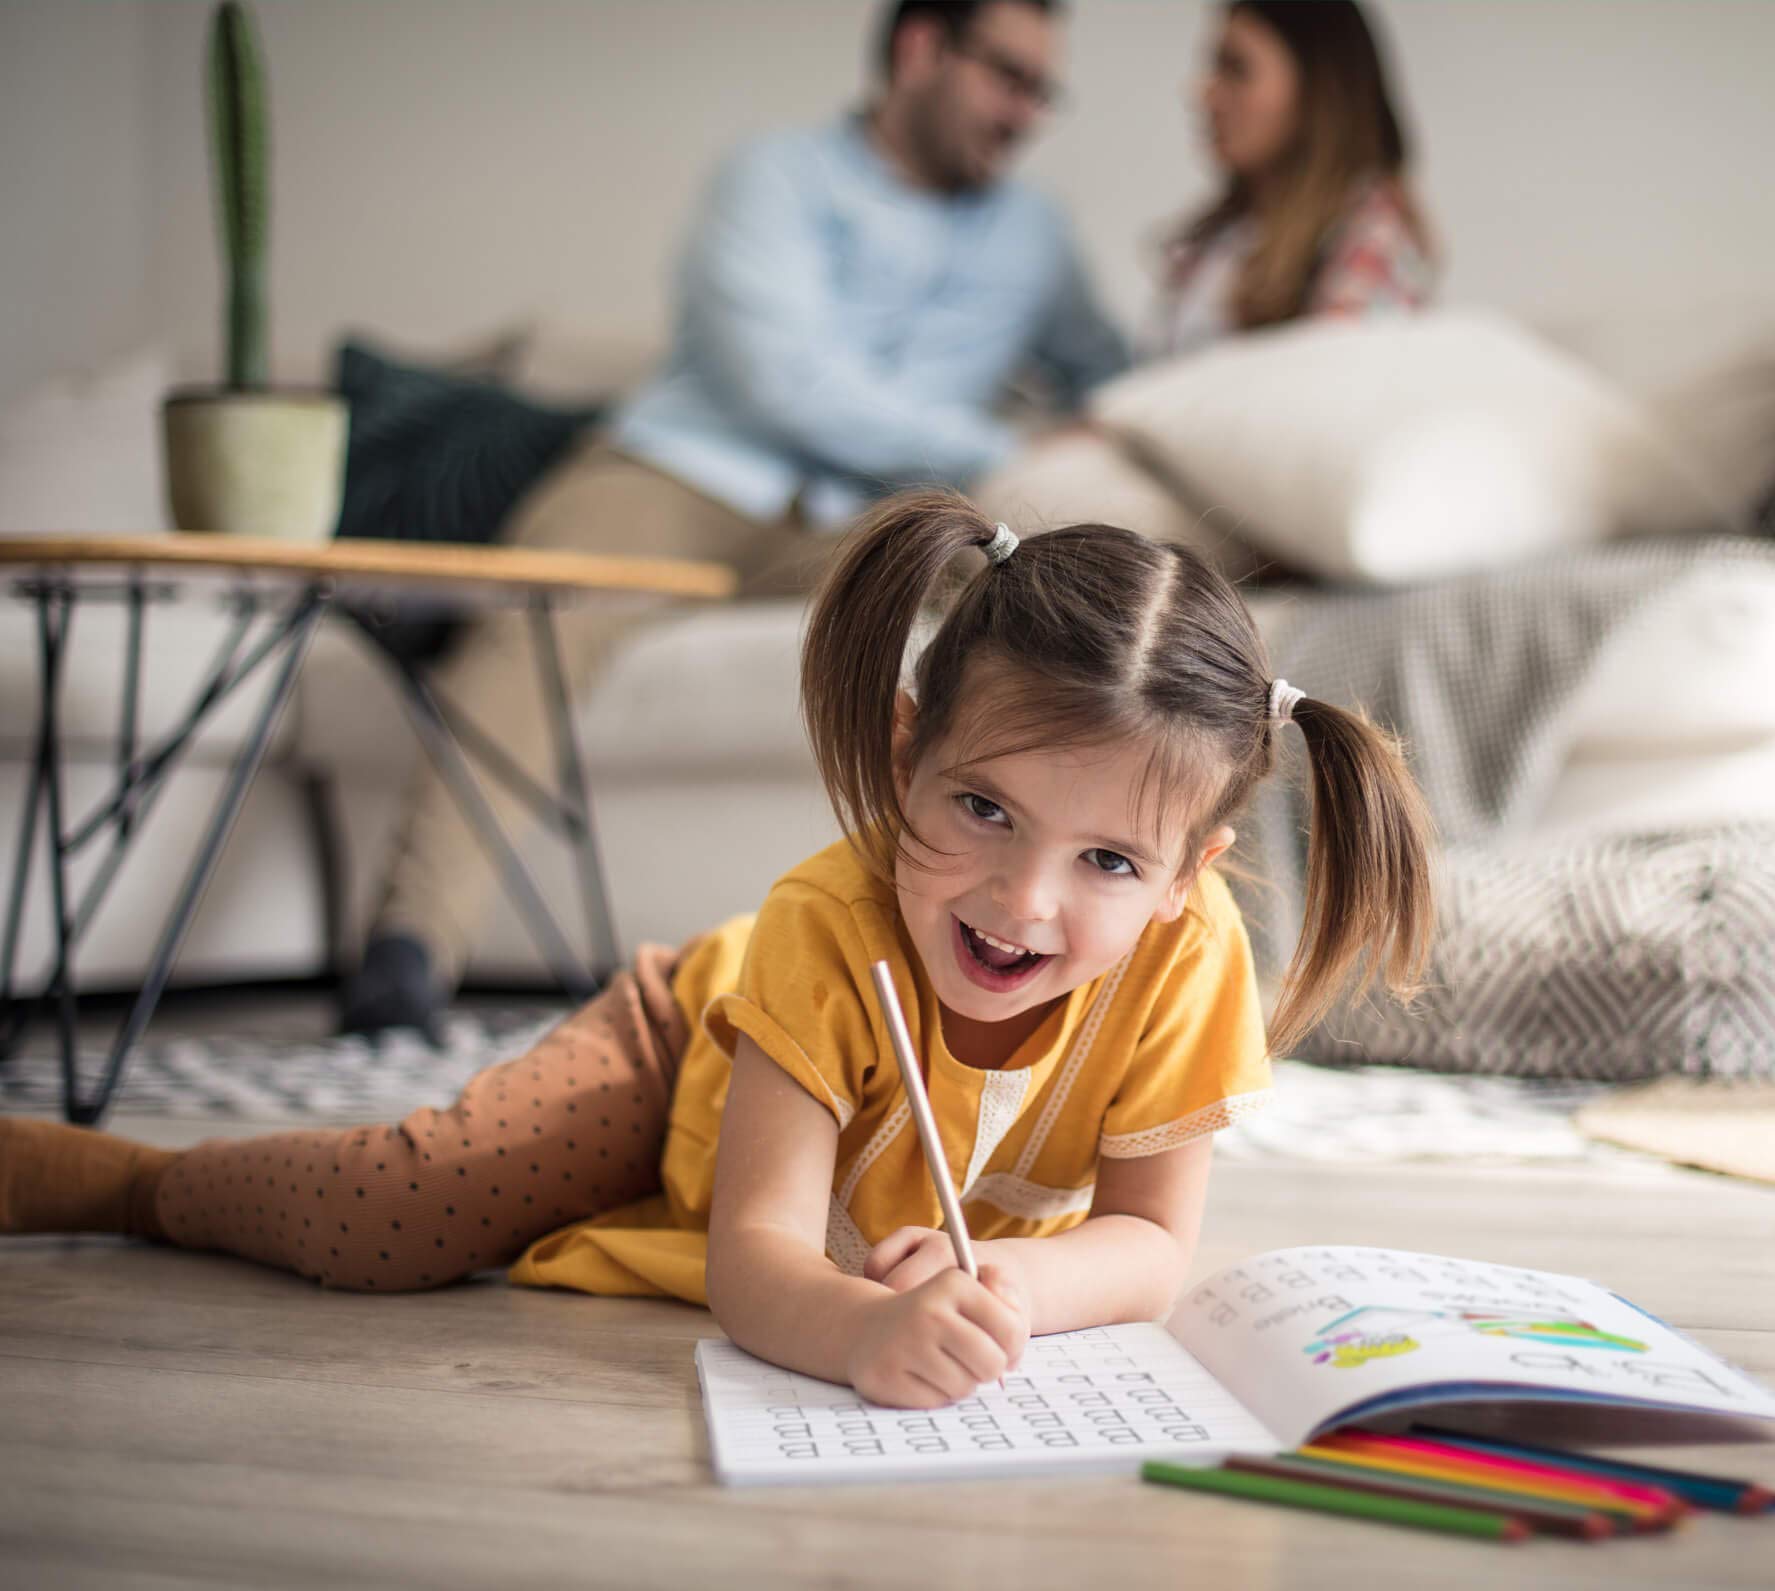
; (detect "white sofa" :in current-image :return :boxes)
[3,320,1773,997]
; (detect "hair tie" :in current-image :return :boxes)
[983,522,1019,565]
[1268,678,1305,726]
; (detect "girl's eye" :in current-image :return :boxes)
[1085,848,1137,878]
[957,792,1007,825]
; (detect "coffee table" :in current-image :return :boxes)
[0,534,736,1124]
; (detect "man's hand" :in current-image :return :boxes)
[846,1265,1030,1409]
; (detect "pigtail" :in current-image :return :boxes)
[801,488,997,880]
[1265,698,1436,1055]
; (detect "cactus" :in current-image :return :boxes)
[206,2,269,389]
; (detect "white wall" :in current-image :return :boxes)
[5,0,1775,401]
[0,1,153,398]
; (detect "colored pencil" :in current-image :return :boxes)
[1227,1454,1616,1539]
[1321,1431,1684,1522]
[1409,1425,1775,1515]
[1324,1431,1687,1520]
[1141,1461,1530,1541]
[1298,1440,1677,1531]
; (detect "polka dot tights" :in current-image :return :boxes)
[154,942,691,1292]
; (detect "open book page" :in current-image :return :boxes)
[697,1322,1280,1485]
[1173,1246,1775,1452]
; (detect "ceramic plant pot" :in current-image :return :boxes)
[162,388,348,540]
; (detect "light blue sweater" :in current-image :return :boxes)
[611,113,1128,527]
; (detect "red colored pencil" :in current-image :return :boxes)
[1328,1430,1688,1519]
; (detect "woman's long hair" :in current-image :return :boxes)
[1179,0,1430,328]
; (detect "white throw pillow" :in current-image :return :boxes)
[0,348,173,537]
[970,430,1265,583]
[1091,311,1726,586]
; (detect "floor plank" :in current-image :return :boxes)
[5,1144,1775,1589]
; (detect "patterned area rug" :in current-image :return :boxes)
[0,1006,565,1123]
[0,1008,1672,1172]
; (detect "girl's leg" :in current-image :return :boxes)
[0,943,690,1292]
[0,1120,174,1237]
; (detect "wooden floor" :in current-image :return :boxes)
[4,1111,1774,1590]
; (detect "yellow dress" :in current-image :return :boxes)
[508,838,1272,1304]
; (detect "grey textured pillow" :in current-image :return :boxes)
[1294,825,1775,1081]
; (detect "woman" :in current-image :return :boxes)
[976,0,1435,571]
[1151,0,1435,356]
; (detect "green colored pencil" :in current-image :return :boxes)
[1142,1461,1530,1542]
[1226,1453,1616,1539]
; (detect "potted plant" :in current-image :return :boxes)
[162,0,347,540]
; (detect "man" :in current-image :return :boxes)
[345,0,1127,1038]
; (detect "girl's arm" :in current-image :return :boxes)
[705,1036,887,1385]
[867,1137,1215,1336]
[707,1035,1030,1398]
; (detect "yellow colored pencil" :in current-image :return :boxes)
[1297,1443,1677,1530]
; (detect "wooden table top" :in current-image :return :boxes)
[0,534,738,601]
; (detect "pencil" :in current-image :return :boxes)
[868,960,979,1280]
[1226,1454,1616,1539]
[1142,1461,1531,1541]
[1300,1438,1679,1530]
[1327,1431,1687,1519]
[1409,1425,1775,1515]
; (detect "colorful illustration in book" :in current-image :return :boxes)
[1303,1305,1649,1369]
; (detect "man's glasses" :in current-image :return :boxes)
[950,38,1066,112]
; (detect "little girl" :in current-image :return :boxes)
[0,489,1433,1410]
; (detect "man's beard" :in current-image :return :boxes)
[905,98,1000,194]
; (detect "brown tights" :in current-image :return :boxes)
[1,945,688,1293]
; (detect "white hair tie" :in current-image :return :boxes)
[983,522,1019,565]
[1269,678,1305,725]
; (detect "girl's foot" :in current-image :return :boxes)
[0,1117,177,1238]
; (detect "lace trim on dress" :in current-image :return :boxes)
[960,1068,1032,1199]
[1012,951,1133,1178]
[837,1098,911,1207]
[825,1198,873,1276]
[1097,1087,1274,1158]
[963,1171,1097,1221]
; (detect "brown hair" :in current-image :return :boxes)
[1181,0,1432,328]
[876,0,1064,80]
[801,488,1435,1054]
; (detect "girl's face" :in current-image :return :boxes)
[1198,8,1301,181]
[893,694,1234,1044]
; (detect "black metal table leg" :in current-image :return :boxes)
[65,590,330,1124]
[1,576,332,1124]
[530,597,621,979]
[31,584,80,1103]
[385,656,598,1002]
[0,588,57,1059]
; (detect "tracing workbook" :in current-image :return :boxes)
[696,1245,1775,1484]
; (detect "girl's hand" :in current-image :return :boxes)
[864,1225,965,1294]
[847,1265,1030,1409]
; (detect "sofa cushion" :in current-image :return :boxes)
[296,598,812,784]
[1298,825,1775,1082]
[332,338,606,661]
[1092,311,1724,586]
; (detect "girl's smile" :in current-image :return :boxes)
[951,911,1053,993]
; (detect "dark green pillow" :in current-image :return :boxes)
[332,337,604,660]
